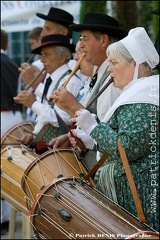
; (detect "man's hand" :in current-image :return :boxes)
[49,86,84,117]
[13,91,36,108]
[19,63,44,90]
[19,63,35,85]
[20,133,33,145]
[48,134,71,148]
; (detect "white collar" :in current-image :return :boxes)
[102,75,159,123]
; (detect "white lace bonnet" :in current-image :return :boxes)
[120,27,159,79]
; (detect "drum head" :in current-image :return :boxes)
[21,148,95,204]
[1,121,34,149]
[1,145,37,214]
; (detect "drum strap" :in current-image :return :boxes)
[84,151,110,181]
[117,139,146,223]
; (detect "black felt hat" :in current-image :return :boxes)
[36,7,74,27]
[70,12,127,39]
[32,34,75,54]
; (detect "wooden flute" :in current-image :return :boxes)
[26,54,35,64]
[49,52,86,103]
[25,67,45,90]
[63,52,86,87]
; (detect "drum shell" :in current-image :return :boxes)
[1,121,34,150]
[1,146,37,214]
[21,148,95,204]
[30,177,156,239]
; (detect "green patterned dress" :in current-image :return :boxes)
[42,125,61,143]
[91,103,159,232]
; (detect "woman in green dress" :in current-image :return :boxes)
[68,27,159,232]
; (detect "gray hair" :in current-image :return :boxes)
[93,31,119,44]
[107,41,133,63]
[107,41,152,75]
[56,22,72,39]
[107,42,151,66]
[52,45,72,63]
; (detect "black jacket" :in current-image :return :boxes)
[1,53,22,112]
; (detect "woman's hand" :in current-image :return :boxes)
[68,129,95,150]
[69,109,98,135]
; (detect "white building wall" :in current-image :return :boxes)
[1,1,81,33]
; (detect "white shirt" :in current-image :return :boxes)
[32,63,83,134]
[31,58,87,84]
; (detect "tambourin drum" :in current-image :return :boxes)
[1,121,34,150]
[1,145,38,215]
[30,177,158,239]
[21,148,95,205]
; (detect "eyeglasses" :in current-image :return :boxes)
[79,36,89,42]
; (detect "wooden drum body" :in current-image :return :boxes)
[1,121,34,150]
[30,177,158,239]
[1,145,38,215]
[21,148,95,205]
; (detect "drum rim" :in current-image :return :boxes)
[1,120,34,142]
[29,176,81,220]
[21,148,77,180]
[30,177,158,239]
[21,148,81,195]
[1,145,37,215]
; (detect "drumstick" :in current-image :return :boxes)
[25,67,45,90]
[63,52,86,88]
[21,128,37,137]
